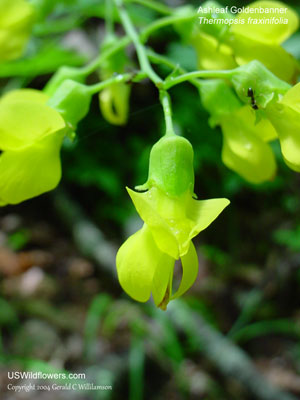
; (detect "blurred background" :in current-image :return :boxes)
[0,0,300,399]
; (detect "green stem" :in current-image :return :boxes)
[86,71,146,94]
[163,69,234,90]
[105,0,114,36]
[114,0,162,85]
[140,12,196,43]
[147,49,202,90]
[48,10,197,81]
[160,90,175,136]
[125,0,173,15]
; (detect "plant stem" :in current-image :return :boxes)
[86,71,146,94]
[159,90,175,136]
[163,69,234,90]
[140,12,196,43]
[125,0,173,15]
[105,0,114,36]
[114,0,162,86]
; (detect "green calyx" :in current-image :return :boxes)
[44,66,86,98]
[47,79,91,128]
[231,60,291,108]
[138,135,195,197]
[199,79,241,126]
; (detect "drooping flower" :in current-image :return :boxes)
[192,0,299,83]
[0,89,66,205]
[0,0,35,62]
[116,135,230,309]
[199,79,277,184]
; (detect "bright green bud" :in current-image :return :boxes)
[0,0,34,62]
[142,135,194,197]
[99,82,130,126]
[47,79,91,128]
[0,89,66,205]
[116,134,230,309]
[231,60,291,108]
[44,66,85,98]
[99,35,131,126]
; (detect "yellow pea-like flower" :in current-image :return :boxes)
[0,0,34,62]
[0,89,66,206]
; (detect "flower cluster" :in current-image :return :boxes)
[199,60,300,183]
[192,0,299,83]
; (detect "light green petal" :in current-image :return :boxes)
[0,0,34,29]
[231,35,298,83]
[0,131,64,205]
[99,83,130,126]
[0,0,34,61]
[152,251,174,309]
[171,241,198,300]
[237,106,277,142]
[116,225,171,302]
[1,89,49,105]
[266,104,300,172]
[280,82,300,112]
[192,32,237,71]
[0,99,65,150]
[221,114,277,183]
[127,187,180,259]
[187,198,230,239]
[231,1,299,45]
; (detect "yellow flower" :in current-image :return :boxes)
[193,1,299,83]
[0,89,66,205]
[0,0,34,62]
[116,135,229,309]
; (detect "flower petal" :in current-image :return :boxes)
[231,35,298,83]
[0,131,64,205]
[192,32,236,71]
[171,241,198,299]
[266,104,300,172]
[152,252,174,308]
[187,198,230,239]
[127,187,180,259]
[221,114,277,183]
[1,89,49,105]
[0,97,66,150]
[280,82,300,113]
[116,225,170,302]
[231,1,299,45]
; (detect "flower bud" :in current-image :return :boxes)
[47,79,91,128]
[144,136,195,197]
